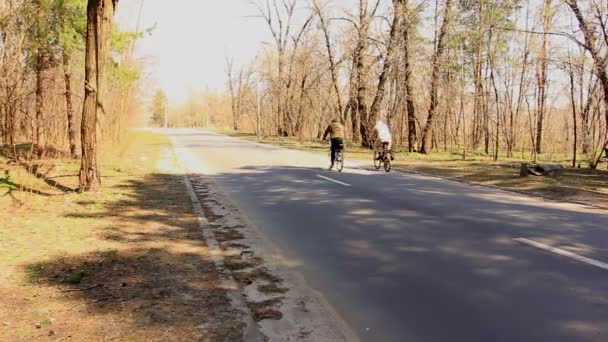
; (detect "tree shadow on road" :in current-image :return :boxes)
[207,164,608,341]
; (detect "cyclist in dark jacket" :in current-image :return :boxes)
[322,119,345,170]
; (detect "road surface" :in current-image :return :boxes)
[169,129,608,342]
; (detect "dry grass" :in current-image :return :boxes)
[0,131,243,341]
[212,128,608,208]
[392,159,608,207]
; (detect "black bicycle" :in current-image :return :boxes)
[373,142,391,172]
[327,140,344,172]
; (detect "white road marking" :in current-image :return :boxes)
[514,238,608,271]
[317,174,352,187]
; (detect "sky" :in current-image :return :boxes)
[114,0,575,107]
[116,0,275,104]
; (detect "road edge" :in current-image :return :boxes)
[167,135,264,342]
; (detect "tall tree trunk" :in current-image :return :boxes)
[80,0,117,192]
[420,0,452,154]
[80,0,99,191]
[3,104,15,148]
[236,68,244,131]
[491,67,500,161]
[294,74,308,137]
[225,58,238,130]
[579,77,597,155]
[535,0,552,155]
[349,98,361,143]
[472,0,484,149]
[35,51,45,159]
[356,0,371,147]
[356,70,369,147]
[567,54,578,167]
[347,52,361,143]
[459,41,467,159]
[277,48,287,136]
[403,16,417,152]
[483,62,490,154]
[63,52,77,159]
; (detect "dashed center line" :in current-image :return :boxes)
[317,174,352,187]
[514,238,608,271]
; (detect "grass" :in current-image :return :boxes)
[65,271,87,284]
[211,127,608,207]
[0,130,243,341]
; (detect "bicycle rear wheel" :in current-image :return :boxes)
[373,150,382,170]
[336,150,344,172]
[383,157,391,172]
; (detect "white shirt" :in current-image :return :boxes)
[374,122,392,142]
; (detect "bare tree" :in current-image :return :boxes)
[226,57,241,130]
[354,0,380,146]
[564,0,608,168]
[420,0,453,154]
[565,53,578,167]
[402,0,418,152]
[535,0,554,154]
[472,0,485,151]
[255,0,297,136]
[312,0,343,120]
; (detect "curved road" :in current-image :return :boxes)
[169,129,608,342]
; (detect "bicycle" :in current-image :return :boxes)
[373,142,392,172]
[327,140,345,172]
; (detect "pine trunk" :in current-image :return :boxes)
[35,51,45,159]
[63,53,77,159]
[79,0,117,192]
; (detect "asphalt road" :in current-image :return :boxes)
[169,129,608,342]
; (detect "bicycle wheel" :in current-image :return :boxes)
[373,150,382,170]
[383,157,391,172]
[336,151,344,172]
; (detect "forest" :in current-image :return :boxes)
[217,0,608,168]
[2,0,608,197]
[0,0,144,191]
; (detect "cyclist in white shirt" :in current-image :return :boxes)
[372,119,394,160]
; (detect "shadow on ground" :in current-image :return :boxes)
[25,173,244,341]
[0,144,77,198]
